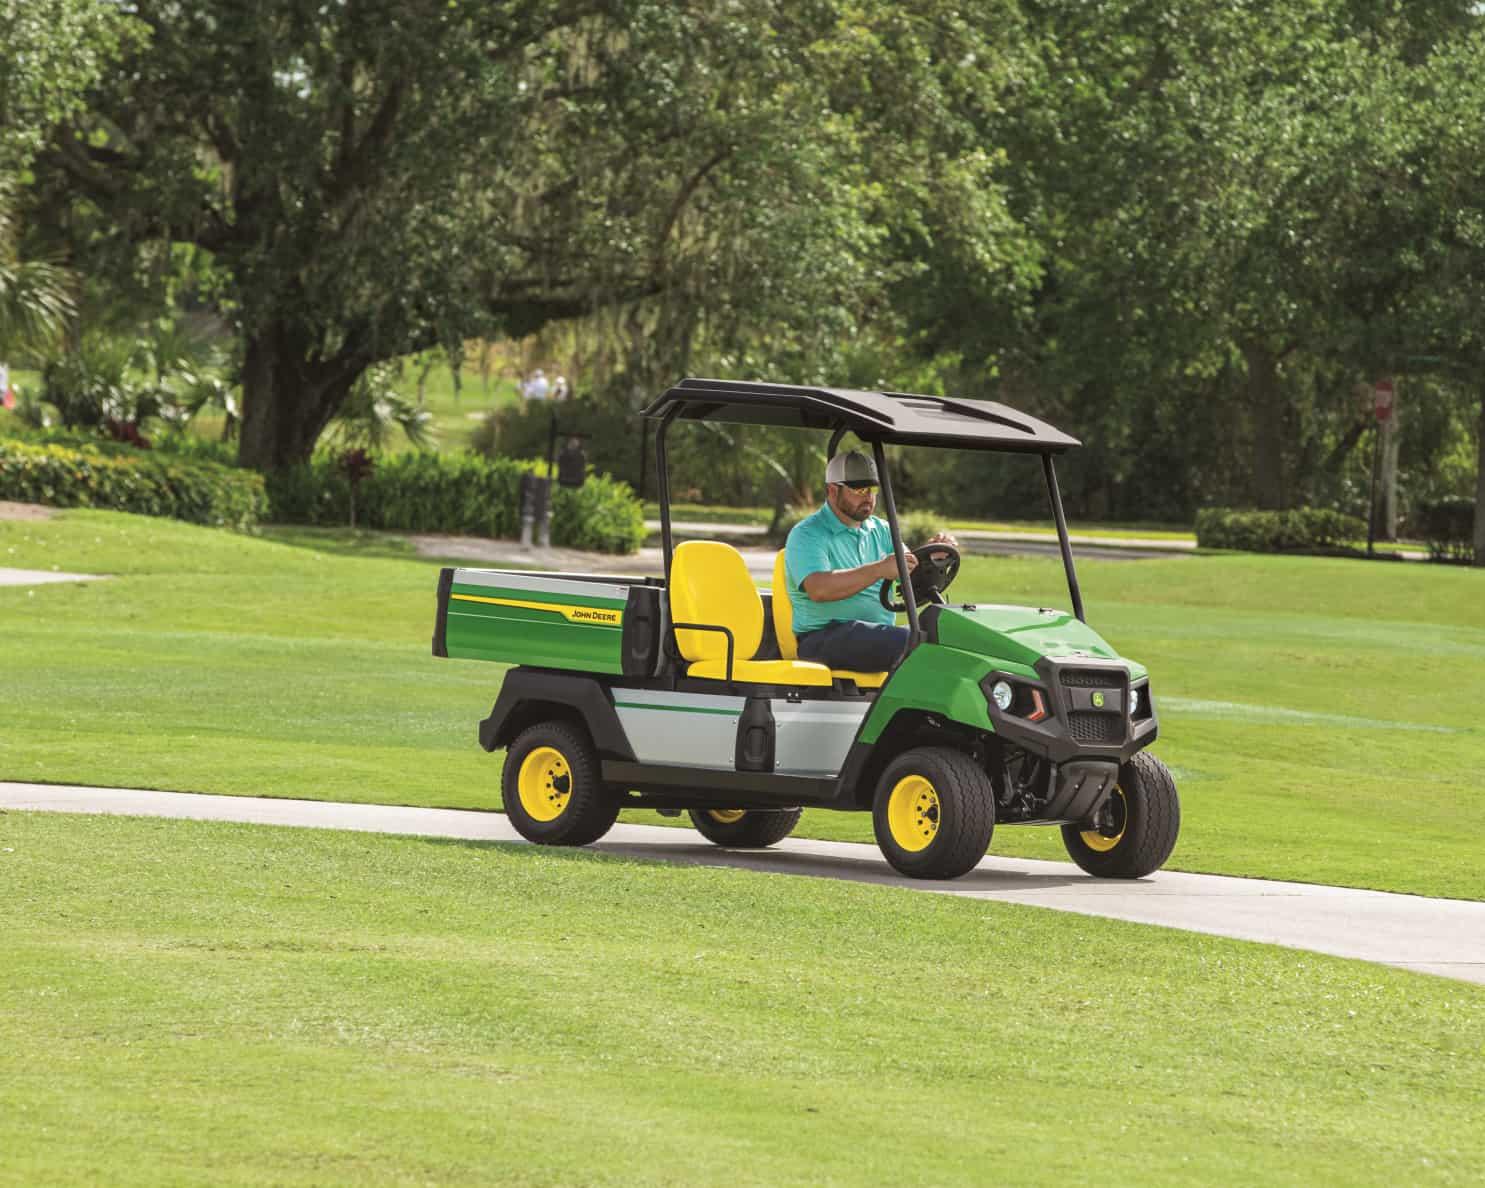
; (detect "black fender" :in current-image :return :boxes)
[478,668,635,760]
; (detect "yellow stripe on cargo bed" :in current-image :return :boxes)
[450,593,623,626]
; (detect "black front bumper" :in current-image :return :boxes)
[983,656,1158,767]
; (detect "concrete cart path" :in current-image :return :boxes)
[5,781,1483,986]
[0,567,110,586]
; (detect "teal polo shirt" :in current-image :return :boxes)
[784,503,896,634]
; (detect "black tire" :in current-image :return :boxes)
[688,807,803,848]
[1061,751,1180,878]
[502,720,620,846]
[872,747,995,880]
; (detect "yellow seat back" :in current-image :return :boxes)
[771,550,800,660]
[670,541,763,663]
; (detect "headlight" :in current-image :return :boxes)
[1130,687,1140,716]
[990,680,1014,712]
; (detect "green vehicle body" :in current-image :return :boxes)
[442,572,628,673]
[433,378,1179,880]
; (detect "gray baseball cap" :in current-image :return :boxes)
[825,450,879,485]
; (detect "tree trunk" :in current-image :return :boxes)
[237,323,363,470]
[1244,345,1286,509]
[1474,390,1484,567]
[1378,411,1400,541]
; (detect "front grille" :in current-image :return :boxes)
[1060,668,1123,689]
[1068,711,1124,744]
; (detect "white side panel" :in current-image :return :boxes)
[771,701,870,776]
[612,689,745,769]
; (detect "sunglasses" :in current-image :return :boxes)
[841,482,877,494]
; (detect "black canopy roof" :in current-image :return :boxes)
[639,378,1079,453]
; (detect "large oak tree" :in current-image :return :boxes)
[35,0,1030,470]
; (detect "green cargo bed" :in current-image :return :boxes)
[433,568,665,676]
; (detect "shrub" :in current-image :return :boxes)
[1414,496,1475,565]
[1194,507,1367,553]
[550,471,647,554]
[901,507,949,545]
[0,438,267,529]
[263,451,646,554]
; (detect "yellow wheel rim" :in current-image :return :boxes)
[517,746,572,822]
[886,775,940,853]
[1080,787,1127,853]
[708,809,747,824]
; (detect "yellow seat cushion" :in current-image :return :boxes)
[670,541,833,687]
[769,550,889,690]
[830,668,888,689]
[686,657,834,686]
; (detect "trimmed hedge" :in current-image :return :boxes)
[0,438,267,529]
[1195,507,1367,553]
[264,452,646,554]
[1415,496,1476,565]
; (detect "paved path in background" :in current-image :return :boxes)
[5,781,1483,986]
[0,567,109,586]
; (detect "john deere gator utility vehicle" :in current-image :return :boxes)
[432,379,1179,880]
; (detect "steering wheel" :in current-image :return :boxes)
[879,543,962,612]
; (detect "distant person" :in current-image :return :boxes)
[552,375,570,401]
[784,450,957,673]
[523,369,549,401]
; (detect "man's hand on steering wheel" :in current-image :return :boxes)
[879,534,963,612]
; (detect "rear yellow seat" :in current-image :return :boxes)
[670,541,834,686]
[770,551,888,689]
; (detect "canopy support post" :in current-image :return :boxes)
[655,406,682,584]
[872,439,921,650]
[1042,453,1086,622]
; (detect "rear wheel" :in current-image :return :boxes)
[872,747,995,880]
[1061,751,1180,878]
[688,807,803,848]
[502,720,620,846]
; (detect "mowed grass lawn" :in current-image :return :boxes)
[2,812,1483,1186]
[2,508,1482,899]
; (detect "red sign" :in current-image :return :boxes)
[1373,379,1395,422]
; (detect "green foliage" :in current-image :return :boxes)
[263,452,645,554]
[549,471,648,555]
[0,438,266,528]
[1195,508,1368,554]
[1415,496,1476,565]
[40,345,161,432]
[28,0,1034,468]
[325,363,433,453]
[0,0,139,175]
[0,187,74,357]
[901,507,950,545]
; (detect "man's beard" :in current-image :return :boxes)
[845,502,871,523]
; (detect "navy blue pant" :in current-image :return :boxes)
[796,620,909,672]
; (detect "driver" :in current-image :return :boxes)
[784,450,958,673]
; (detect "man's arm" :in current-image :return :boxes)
[801,552,917,603]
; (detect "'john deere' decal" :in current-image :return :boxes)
[1091,691,1106,708]
[451,592,623,627]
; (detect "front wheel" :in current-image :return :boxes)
[1061,751,1180,878]
[502,720,620,846]
[872,747,995,880]
[688,807,803,848]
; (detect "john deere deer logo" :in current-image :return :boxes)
[1091,691,1106,708]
